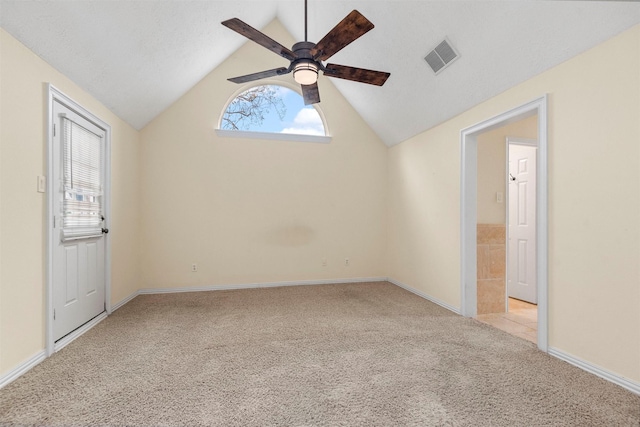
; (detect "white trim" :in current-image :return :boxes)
[0,278,385,388]
[507,137,537,147]
[0,351,46,389]
[460,95,548,352]
[54,312,108,353]
[111,291,139,312]
[387,278,461,315]
[548,347,640,396]
[215,129,331,144]
[8,276,639,397]
[138,277,388,295]
[100,277,389,311]
[46,84,112,355]
[460,133,478,318]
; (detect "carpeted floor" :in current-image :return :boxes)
[1,282,639,426]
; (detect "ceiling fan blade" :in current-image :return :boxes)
[301,82,320,105]
[310,10,374,62]
[227,67,291,84]
[323,64,390,86]
[222,18,296,61]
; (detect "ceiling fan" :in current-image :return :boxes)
[221,0,390,105]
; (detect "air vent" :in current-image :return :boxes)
[424,38,459,75]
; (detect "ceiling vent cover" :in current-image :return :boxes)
[424,38,459,75]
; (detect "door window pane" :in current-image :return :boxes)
[61,117,103,235]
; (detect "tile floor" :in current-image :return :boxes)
[476,298,537,343]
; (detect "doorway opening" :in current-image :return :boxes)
[460,96,548,352]
[475,132,538,343]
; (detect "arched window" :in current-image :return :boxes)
[218,84,329,142]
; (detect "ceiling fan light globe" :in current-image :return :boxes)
[293,62,318,85]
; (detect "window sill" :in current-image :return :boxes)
[215,129,331,144]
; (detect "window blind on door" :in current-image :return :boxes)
[61,116,103,239]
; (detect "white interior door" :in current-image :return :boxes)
[508,143,537,304]
[52,100,107,341]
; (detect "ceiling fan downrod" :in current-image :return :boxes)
[304,0,308,42]
[293,0,317,86]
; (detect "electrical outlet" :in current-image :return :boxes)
[322,258,327,267]
[345,258,349,266]
[191,264,198,272]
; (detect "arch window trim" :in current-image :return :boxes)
[215,80,332,144]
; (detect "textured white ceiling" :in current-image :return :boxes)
[1,1,639,146]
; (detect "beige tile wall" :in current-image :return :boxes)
[477,224,506,314]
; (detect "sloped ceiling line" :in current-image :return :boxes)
[1,1,638,146]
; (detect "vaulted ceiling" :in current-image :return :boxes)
[1,1,639,146]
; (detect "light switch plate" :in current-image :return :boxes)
[37,175,46,193]
[496,191,504,203]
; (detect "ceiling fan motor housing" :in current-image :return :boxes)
[292,41,315,58]
[292,41,320,85]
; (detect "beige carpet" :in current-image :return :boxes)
[1,282,639,426]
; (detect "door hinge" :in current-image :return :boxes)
[53,309,56,320]
[53,215,56,228]
[53,123,56,137]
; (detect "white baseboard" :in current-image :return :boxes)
[54,311,108,353]
[113,278,388,309]
[387,278,461,315]
[4,279,638,399]
[0,277,386,389]
[137,277,388,295]
[0,350,46,389]
[387,279,640,396]
[111,290,139,312]
[548,347,640,396]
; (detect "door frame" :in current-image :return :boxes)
[505,138,538,306]
[460,95,548,351]
[46,84,112,356]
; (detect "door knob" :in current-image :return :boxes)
[102,228,109,234]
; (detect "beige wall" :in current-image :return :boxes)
[2,18,638,391]
[388,25,640,382]
[477,116,538,224]
[139,20,388,289]
[0,29,141,376]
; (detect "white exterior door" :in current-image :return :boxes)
[508,143,537,304]
[52,101,107,341]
